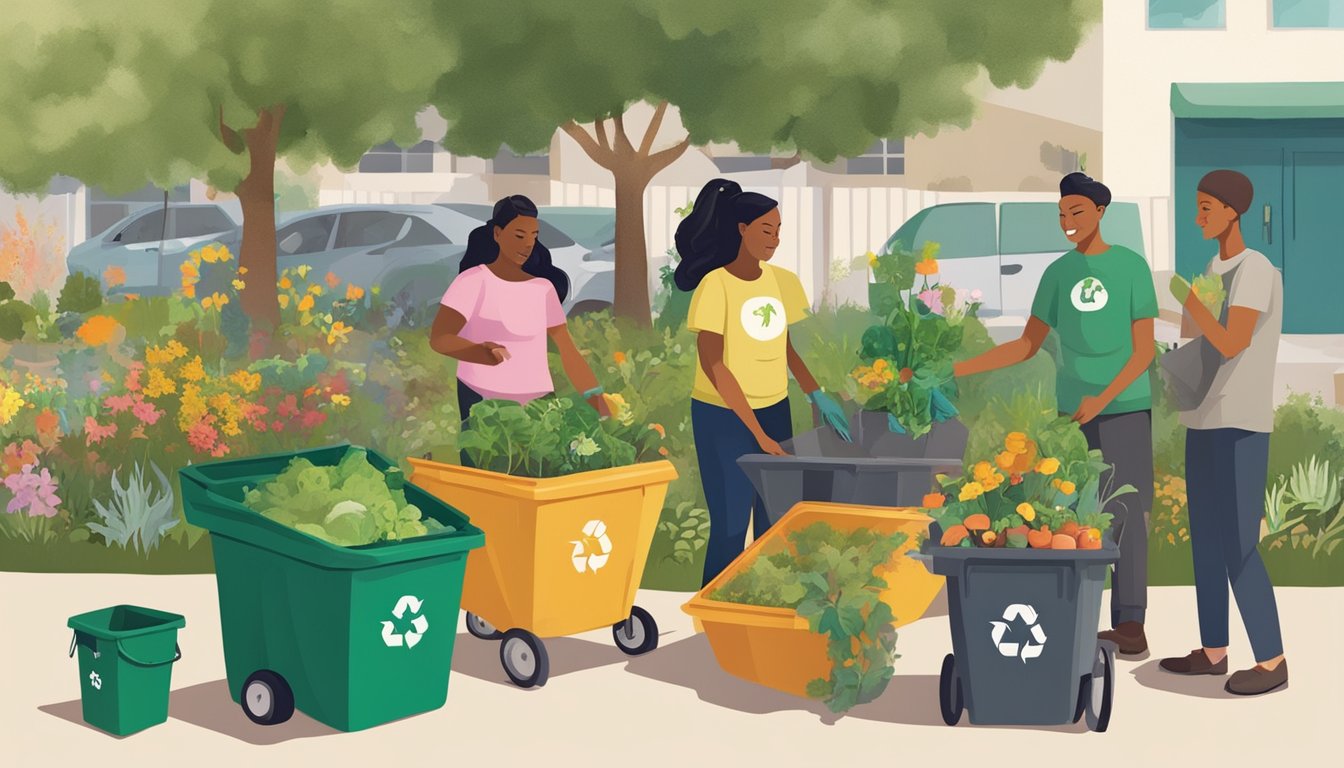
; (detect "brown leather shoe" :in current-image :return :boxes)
[1226,661,1288,695]
[1160,649,1228,675]
[1098,621,1148,656]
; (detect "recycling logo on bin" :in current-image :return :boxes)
[88,671,103,691]
[380,595,429,649]
[570,519,612,574]
[990,603,1047,662]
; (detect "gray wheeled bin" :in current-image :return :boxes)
[913,542,1121,732]
[738,411,967,528]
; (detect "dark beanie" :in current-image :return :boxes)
[1059,172,1112,207]
[1197,170,1254,216]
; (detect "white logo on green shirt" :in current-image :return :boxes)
[1070,277,1109,312]
[740,297,786,341]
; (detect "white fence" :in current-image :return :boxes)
[551,181,1174,309]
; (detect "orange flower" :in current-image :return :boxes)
[345,284,365,301]
[102,265,127,288]
[922,492,946,508]
[35,408,59,436]
[914,258,939,276]
[614,351,627,365]
[297,294,315,313]
[75,315,120,347]
[325,271,341,289]
[648,422,666,439]
[279,276,293,290]
[658,447,669,457]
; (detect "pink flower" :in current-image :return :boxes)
[917,288,945,316]
[187,419,220,454]
[89,378,103,393]
[103,394,136,415]
[131,399,162,426]
[84,417,117,446]
[970,289,983,302]
[124,364,144,393]
[3,463,61,518]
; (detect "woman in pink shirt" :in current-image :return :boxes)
[430,195,609,464]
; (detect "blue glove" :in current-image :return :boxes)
[807,390,853,442]
[930,388,960,422]
[887,412,906,434]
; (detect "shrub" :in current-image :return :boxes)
[0,299,36,341]
[88,462,178,554]
[56,272,103,314]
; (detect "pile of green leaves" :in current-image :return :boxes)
[243,447,448,546]
[712,522,909,713]
[1192,274,1227,316]
[459,396,643,478]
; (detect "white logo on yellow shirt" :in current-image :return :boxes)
[740,297,786,341]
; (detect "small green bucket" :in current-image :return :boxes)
[68,605,185,736]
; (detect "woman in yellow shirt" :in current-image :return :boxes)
[678,179,851,586]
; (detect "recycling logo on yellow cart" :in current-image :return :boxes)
[990,603,1047,662]
[570,520,612,574]
[381,595,429,649]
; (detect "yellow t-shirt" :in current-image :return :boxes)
[688,264,811,409]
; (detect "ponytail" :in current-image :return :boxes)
[673,179,778,292]
[459,194,570,302]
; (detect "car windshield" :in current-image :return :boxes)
[115,210,168,245]
[174,207,235,238]
[277,214,337,255]
[334,212,411,249]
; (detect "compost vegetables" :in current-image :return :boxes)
[242,447,448,546]
[711,522,909,713]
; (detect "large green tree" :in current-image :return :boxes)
[434,0,1100,326]
[0,0,454,325]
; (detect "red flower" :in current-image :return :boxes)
[277,394,300,419]
[299,409,327,430]
[899,367,914,384]
[271,420,285,433]
[1010,473,1024,486]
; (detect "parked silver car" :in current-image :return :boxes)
[66,204,242,296]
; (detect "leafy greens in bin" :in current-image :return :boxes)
[242,447,450,546]
[711,522,909,713]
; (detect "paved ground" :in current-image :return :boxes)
[4,573,1339,766]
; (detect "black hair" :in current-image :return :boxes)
[673,178,779,292]
[459,194,569,301]
[1059,172,1112,208]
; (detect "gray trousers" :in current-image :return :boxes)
[1078,410,1154,626]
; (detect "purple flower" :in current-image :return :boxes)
[917,288,945,316]
[3,463,61,518]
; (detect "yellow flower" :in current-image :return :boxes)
[279,276,293,290]
[308,284,323,296]
[143,368,177,398]
[920,241,940,262]
[981,471,1005,492]
[973,461,995,482]
[1004,432,1029,454]
[237,266,248,276]
[166,340,188,359]
[873,358,889,374]
[1058,480,1077,496]
[866,251,878,267]
[345,284,365,301]
[76,315,121,347]
[958,482,985,502]
[199,245,220,264]
[331,393,351,407]
[995,451,1017,471]
[1036,457,1060,475]
[179,356,206,383]
[1016,503,1036,522]
[326,321,352,346]
[179,261,199,279]
[181,283,196,299]
[278,294,291,309]
[296,264,311,279]
[0,386,25,425]
[297,294,315,313]
[229,370,261,394]
[232,279,246,291]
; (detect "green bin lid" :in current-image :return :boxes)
[68,604,186,639]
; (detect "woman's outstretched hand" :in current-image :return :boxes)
[756,434,789,456]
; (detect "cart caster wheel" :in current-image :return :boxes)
[241,670,295,726]
[613,606,659,656]
[1085,640,1116,732]
[465,612,503,640]
[938,653,964,726]
[500,629,550,688]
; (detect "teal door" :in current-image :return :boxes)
[1175,118,1344,333]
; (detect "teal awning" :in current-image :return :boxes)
[1172,82,1344,119]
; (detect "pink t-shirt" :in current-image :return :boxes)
[440,265,565,403]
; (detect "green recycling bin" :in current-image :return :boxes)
[67,605,185,736]
[179,444,485,732]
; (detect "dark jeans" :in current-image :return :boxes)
[457,381,485,467]
[1078,410,1154,627]
[693,397,793,588]
[1186,428,1284,661]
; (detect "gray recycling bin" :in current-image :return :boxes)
[913,543,1120,732]
[738,411,966,527]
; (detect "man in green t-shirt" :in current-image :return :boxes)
[955,172,1158,656]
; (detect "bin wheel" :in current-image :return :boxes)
[1073,676,1090,724]
[938,653,964,726]
[612,606,659,656]
[500,629,550,689]
[465,612,503,640]
[1085,641,1116,732]
[241,670,295,726]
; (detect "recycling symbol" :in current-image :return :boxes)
[990,603,1048,662]
[380,595,429,649]
[570,520,613,574]
[88,671,103,691]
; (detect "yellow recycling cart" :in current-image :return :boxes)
[408,457,677,687]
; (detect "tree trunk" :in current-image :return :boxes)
[230,106,284,329]
[612,170,652,326]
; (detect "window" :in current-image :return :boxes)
[712,156,774,173]
[888,204,996,259]
[277,215,337,255]
[493,146,551,175]
[173,207,235,238]
[1000,203,1073,255]
[334,212,410,249]
[845,139,905,175]
[1273,0,1344,27]
[357,140,438,173]
[393,217,453,248]
[1147,0,1225,29]
[88,184,188,237]
[114,210,169,245]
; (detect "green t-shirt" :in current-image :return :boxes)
[1031,245,1158,415]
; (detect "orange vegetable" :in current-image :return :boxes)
[1052,534,1078,550]
[1077,528,1103,550]
[1027,529,1054,549]
[963,513,991,531]
[941,525,969,547]
[1058,521,1081,538]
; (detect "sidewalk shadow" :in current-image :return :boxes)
[38,680,339,745]
[450,632,635,687]
[622,633,1085,732]
[1129,659,1237,699]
